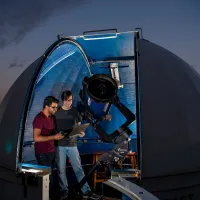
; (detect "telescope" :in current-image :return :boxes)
[79,74,135,143]
[70,74,136,198]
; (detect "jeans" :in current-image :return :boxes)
[55,146,91,194]
[35,151,55,189]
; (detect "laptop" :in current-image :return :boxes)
[60,123,90,138]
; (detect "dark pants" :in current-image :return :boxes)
[35,151,55,189]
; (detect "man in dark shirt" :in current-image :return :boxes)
[33,96,64,190]
[55,90,100,200]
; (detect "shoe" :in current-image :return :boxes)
[82,191,102,200]
[60,190,68,200]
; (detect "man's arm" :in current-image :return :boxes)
[76,110,85,137]
[33,128,64,142]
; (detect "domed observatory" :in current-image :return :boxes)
[22,31,137,164]
[0,29,200,200]
[0,30,138,200]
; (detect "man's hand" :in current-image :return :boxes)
[79,131,85,138]
[54,132,64,140]
[105,114,112,121]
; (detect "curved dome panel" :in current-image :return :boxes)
[0,58,42,170]
[138,39,200,196]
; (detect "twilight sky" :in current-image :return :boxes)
[0,0,199,102]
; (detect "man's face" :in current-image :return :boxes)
[63,95,73,108]
[48,102,58,115]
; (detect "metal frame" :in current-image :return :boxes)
[134,31,142,176]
